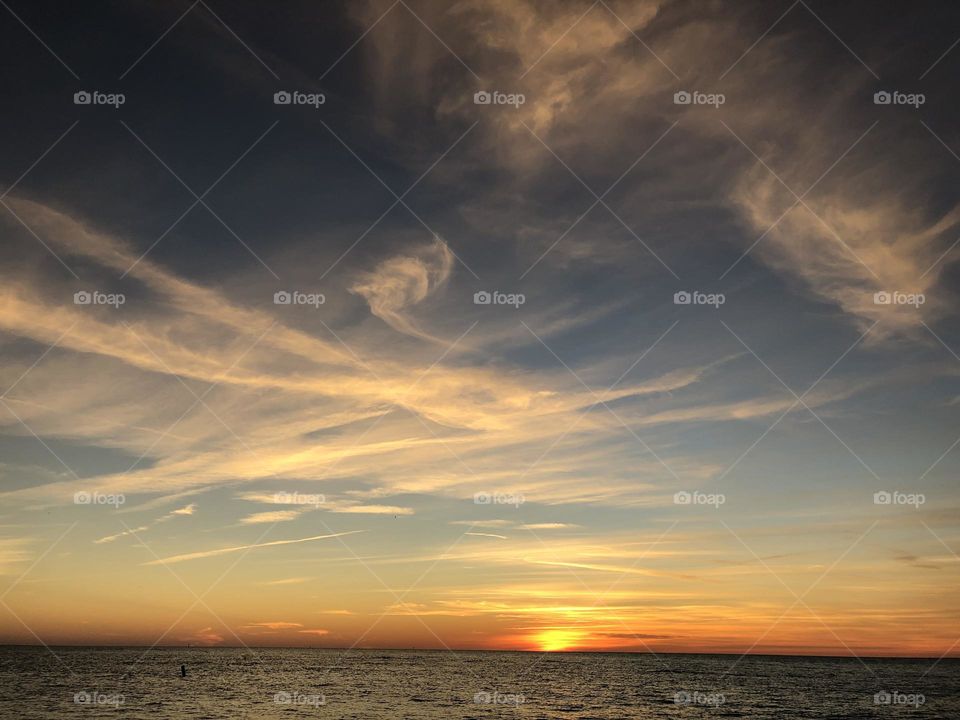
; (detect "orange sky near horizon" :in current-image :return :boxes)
[3,515,957,658]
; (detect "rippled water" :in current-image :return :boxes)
[1,647,958,718]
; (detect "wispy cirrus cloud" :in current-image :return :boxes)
[238,509,306,525]
[330,504,414,515]
[1,196,723,507]
[144,530,365,565]
[261,577,312,586]
[465,531,508,540]
[94,503,197,544]
[243,621,303,630]
[350,236,454,344]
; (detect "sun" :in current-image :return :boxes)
[536,629,583,652]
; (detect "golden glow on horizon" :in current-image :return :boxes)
[2,520,959,657]
[536,628,585,652]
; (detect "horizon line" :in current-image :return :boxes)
[2,644,958,661]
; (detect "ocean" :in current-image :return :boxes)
[1,647,957,718]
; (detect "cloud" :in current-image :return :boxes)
[144,530,365,565]
[0,537,43,574]
[525,558,691,580]
[179,627,224,646]
[329,505,414,515]
[597,632,675,640]
[1,193,753,513]
[237,493,413,517]
[466,532,508,539]
[450,519,514,528]
[94,525,150,545]
[239,509,306,525]
[243,621,304,630]
[894,552,947,571]
[730,130,958,338]
[3,197,712,505]
[94,503,197,544]
[237,492,284,504]
[346,0,960,339]
[118,489,210,514]
[350,236,454,343]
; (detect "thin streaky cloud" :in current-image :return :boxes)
[144,530,366,565]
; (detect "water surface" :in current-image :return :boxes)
[1,647,957,718]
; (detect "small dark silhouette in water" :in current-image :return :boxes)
[180,664,187,678]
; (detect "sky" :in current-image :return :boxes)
[0,0,959,659]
